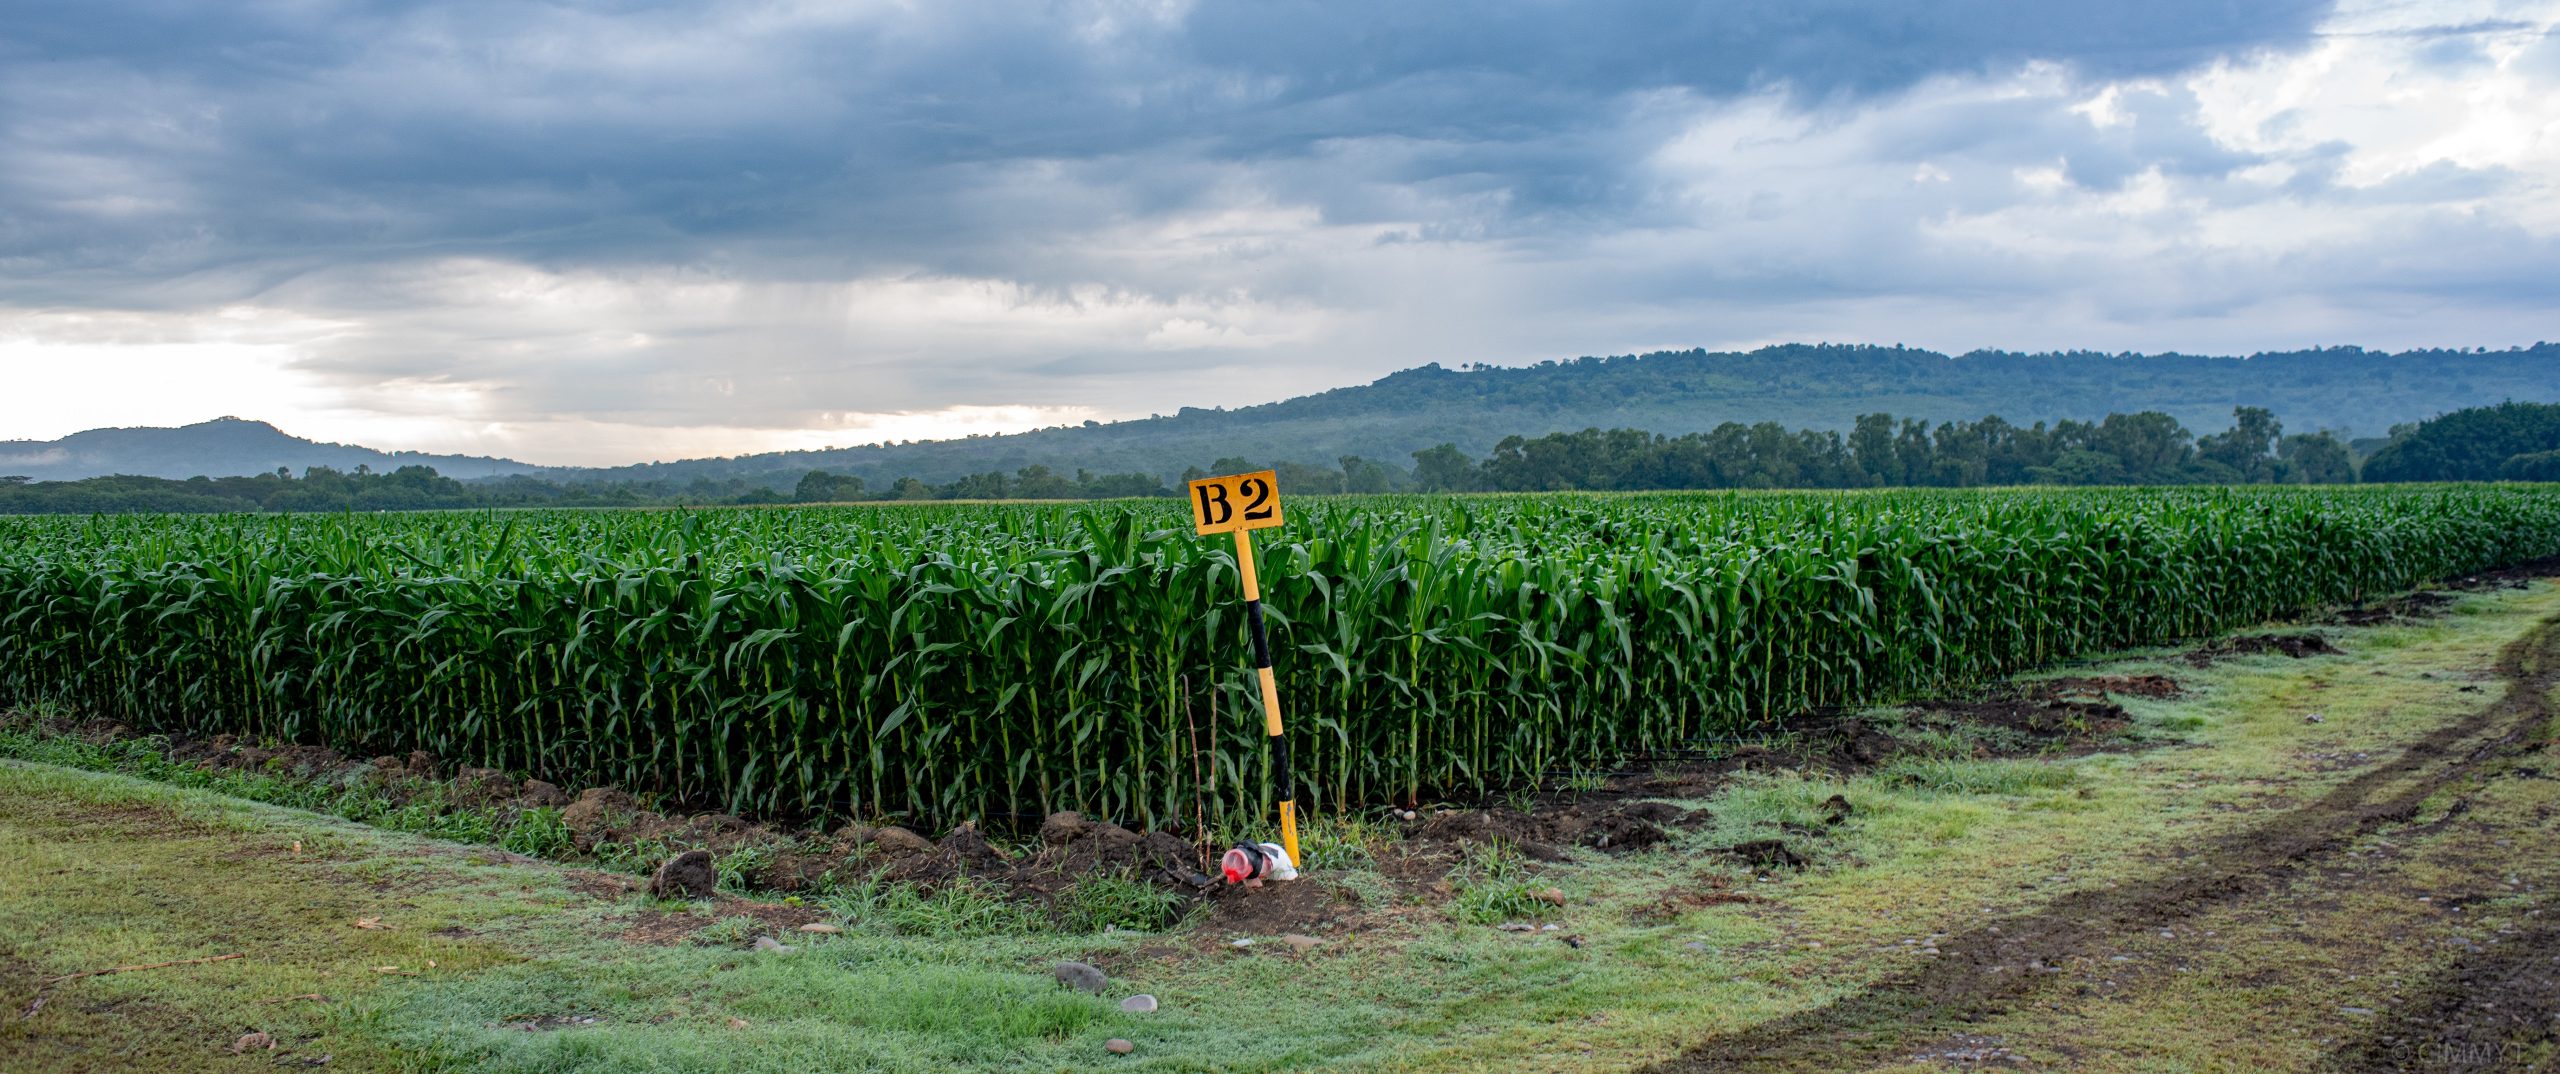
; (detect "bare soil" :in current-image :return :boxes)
[2321,904,2560,1073]
[2184,632,2347,665]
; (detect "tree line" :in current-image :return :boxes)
[1398,406,2357,492]
[1,404,2546,516]
[2361,401,2560,482]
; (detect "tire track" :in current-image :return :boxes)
[2321,907,2560,1074]
[1643,611,2560,1073]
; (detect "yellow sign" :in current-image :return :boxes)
[1187,470,1284,535]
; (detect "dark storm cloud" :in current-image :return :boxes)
[0,0,2337,299]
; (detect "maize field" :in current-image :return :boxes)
[2,486,2556,829]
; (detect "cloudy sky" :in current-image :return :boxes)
[3,0,2555,465]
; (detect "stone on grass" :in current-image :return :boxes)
[751,936,794,953]
[648,849,717,899]
[1280,933,1320,953]
[1105,1038,1135,1055]
[1053,961,1108,994]
[1119,994,1158,1013]
[796,922,842,934]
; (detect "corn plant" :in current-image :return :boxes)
[1,485,2556,830]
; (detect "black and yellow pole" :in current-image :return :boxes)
[1186,468,1297,871]
[1233,526,1299,868]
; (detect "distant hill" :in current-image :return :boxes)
[0,417,543,483]
[554,343,2560,487]
[10,344,2556,488]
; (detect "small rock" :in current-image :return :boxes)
[1533,887,1567,907]
[751,936,794,953]
[1683,941,1708,951]
[1229,938,1256,948]
[1541,923,1560,932]
[1559,935,1584,949]
[2305,712,2326,724]
[797,923,842,934]
[1054,961,1108,994]
[1497,922,1535,932]
[1120,994,1158,1013]
[229,1031,276,1054]
[1279,933,1320,953]
[1105,1038,1135,1055]
[648,849,718,899]
[1039,811,1089,845]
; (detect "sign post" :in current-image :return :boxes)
[1185,469,1297,871]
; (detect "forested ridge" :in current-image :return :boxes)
[0,404,2446,514]
[557,342,2560,488]
[10,344,2553,490]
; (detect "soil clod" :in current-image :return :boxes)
[2185,632,2344,666]
[647,849,717,899]
[1039,811,1088,845]
[863,825,936,858]
[1819,794,1853,825]
[1720,840,1808,871]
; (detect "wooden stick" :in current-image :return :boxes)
[20,953,245,1021]
[43,953,243,986]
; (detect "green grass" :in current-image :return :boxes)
[1874,756,2083,796]
[0,762,1154,1074]
[1051,872,1191,934]
[817,875,1048,939]
[0,725,584,864]
[1445,842,1555,925]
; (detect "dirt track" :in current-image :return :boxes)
[1644,610,2560,1073]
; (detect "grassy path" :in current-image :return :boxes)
[1646,593,2560,1072]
